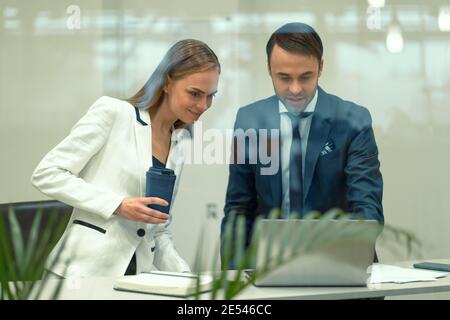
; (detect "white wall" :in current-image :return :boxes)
[1,0,450,298]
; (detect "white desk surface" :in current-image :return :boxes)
[36,259,450,300]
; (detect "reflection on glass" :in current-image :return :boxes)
[386,24,404,53]
[438,6,450,31]
[367,0,385,8]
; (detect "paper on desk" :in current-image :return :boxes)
[368,264,448,284]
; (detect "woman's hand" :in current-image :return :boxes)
[114,197,169,224]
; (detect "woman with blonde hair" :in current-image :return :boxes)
[31,39,220,278]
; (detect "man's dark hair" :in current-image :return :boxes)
[266,22,323,67]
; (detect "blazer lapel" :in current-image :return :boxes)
[133,107,152,196]
[134,105,184,176]
[303,87,333,201]
[263,96,283,209]
[165,128,185,175]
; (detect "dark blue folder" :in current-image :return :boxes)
[145,167,176,214]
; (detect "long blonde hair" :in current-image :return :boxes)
[127,39,221,129]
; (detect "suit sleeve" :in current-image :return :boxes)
[344,110,384,223]
[223,109,258,221]
[30,97,125,220]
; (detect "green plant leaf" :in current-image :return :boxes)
[8,206,25,270]
[0,208,22,299]
[1,206,71,300]
[30,209,69,299]
[0,211,14,300]
[22,209,43,273]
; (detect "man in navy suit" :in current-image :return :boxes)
[221,22,383,268]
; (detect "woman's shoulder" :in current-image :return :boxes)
[90,96,137,118]
[93,95,132,109]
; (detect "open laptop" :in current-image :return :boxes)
[246,219,382,287]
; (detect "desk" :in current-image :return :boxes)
[36,259,450,300]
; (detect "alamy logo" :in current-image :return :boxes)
[171,121,280,176]
[66,5,81,30]
[366,5,382,30]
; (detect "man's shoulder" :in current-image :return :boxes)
[324,91,369,115]
[233,96,277,129]
[323,90,372,128]
[237,95,277,115]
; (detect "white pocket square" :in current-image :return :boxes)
[320,140,336,156]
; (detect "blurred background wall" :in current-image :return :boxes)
[1,0,450,298]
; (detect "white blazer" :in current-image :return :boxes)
[31,96,191,278]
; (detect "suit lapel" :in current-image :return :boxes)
[263,96,283,209]
[133,107,152,196]
[303,87,334,200]
[134,106,184,180]
[166,128,185,176]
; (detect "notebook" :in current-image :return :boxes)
[113,271,214,297]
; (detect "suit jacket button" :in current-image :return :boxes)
[137,228,146,237]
